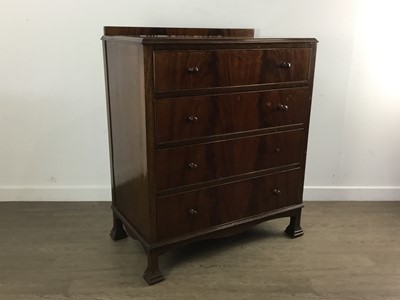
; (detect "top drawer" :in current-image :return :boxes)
[153,48,311,92]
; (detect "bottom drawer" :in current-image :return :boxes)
[157,168,302,240]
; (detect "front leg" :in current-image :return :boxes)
[285,209,304,238]
[110,214,128,241]
[143,250,164,285]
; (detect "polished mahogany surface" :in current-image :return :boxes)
[154,49,311,92]
[104,40,151,240]
[102,26,317,285]
[156,130,303,191]
[157,168,301,240]
[155,87,309,143]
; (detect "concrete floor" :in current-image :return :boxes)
[0,201,399,300]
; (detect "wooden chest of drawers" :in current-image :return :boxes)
[102,26,317,285]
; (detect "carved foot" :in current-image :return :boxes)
[110,215,128,241]
[285,223,304,238]
[285,210,304,238]
[143,251,164,285]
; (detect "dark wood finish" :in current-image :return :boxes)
[153,81,309,99]
[154,48,311,92]
[157,169,301,240]
[156,164,300,198]
[156,130,303,190]
[285,208,304,238]
[143,250,164,285]
[102,27,317,285]
[104,26,255,38]
[109,214,128,241]
[155,87,309,143]
[103,39,152,240]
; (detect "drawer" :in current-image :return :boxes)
[156,130,303,190]
[156,88,309,143]
[157,168,301,240]
[154,48,311,92]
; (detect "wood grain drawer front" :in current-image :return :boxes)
[154,48,311,92]
[157,169,301,240]
[156,88,309,143]
[156,130,303,191]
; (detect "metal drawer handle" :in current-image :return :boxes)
[274,147,281,153]
[188,162,198,169]
[280,62,292,68]
[187,66,199,73]
[188,115,198,122]
[273,189,281,196]
[188,208,198,215]
[278,104,289,111]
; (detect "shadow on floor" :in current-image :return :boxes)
[160,223,287,276]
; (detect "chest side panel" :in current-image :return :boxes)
[104,40,152,240]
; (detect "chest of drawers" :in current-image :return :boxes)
[102,26,317,285]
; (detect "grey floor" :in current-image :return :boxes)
[0,202,399,300]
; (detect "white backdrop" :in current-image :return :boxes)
[1,0,399,201]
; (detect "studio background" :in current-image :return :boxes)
[1,0,399,201]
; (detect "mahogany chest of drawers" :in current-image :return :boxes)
[102,26,317,285]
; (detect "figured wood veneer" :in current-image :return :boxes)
[102,26,317,285]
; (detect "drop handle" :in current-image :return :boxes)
[272,189,281,196]
[280,62,292,68]
[188,208,198,215]
[188,115,198,122]
[274,147,281,153]
[187,66,199,73]
[188,162,198,169]
[278,104,289,111]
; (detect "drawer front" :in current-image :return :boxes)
[157,169,301,240]
[154,48,311,92]
[156,88,309,143]
[156,130,303,190]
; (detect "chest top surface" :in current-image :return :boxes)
[102,26,318,45]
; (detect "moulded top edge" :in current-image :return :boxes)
[142,37,318,45]
[102,35,318,45]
